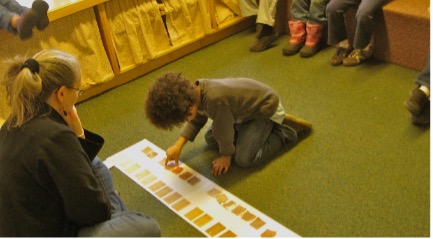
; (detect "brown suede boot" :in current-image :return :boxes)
[282,20,306,56]
[299,22,324,58]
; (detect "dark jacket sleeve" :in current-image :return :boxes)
[78,129,104,161]
[40,128,111,226]
[181,113,208,141]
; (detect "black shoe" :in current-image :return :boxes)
[405,87,429,117]
[16,10,39,40]
[250,34,278,52]
[32,0,49,30]
[412,101,430,126]
[330,47,352,66]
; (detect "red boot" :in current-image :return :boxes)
[282,20,306,56]
[300,22,324,58]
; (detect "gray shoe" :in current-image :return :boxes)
[250,34,278,52]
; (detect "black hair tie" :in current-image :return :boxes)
[21,58,40,74]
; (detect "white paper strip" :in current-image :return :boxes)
[105,139,299,237]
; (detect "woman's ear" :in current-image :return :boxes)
[55,85,67,104]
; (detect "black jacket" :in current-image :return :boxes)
[0,103,111,236]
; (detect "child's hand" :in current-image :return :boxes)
[212,155,231,175]
[166,145,181,166]
[62,105,85,138]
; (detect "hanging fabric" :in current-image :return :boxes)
[105,0,171,71]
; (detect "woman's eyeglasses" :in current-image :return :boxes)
[69,87,85,96]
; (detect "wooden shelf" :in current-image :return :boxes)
[0,0,255,105]
[78,16,255,103]
[47,0,108,21]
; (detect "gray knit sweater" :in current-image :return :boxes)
[181,78,280,156]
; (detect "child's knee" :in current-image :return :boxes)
[234,153,255,168]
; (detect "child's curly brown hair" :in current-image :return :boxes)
[145,72,196,130]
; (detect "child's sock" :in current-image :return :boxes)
[420,85,430,99]
[338,39,350,49]
[32,0,49,30]
[257,24,274,39]
[16,10,39,40]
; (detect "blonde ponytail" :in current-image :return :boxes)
[1,49,80,128]
[2,56,43,128]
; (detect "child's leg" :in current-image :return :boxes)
[308,0,328,24]
[326,0,358,46]
[352,0,387,49]
[256,0,278,28]
[204,125,220,149]
[234,119,284,167]
[0,5,16,32]
[415,54,430,90]
[0,1,39,39]
[297,0,327,57]
[15,10,38,39]
[0,0,28,14]
[405,53,430,117]
[237,0,259,17]
[290,0,309,22]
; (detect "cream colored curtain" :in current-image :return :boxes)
[164,0,212,46]
[105,0,171,71]
[214,0,241,24]
[0,8,113,125]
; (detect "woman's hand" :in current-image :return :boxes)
[63,105,85,138]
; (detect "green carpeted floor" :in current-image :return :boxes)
[76,29,430,237]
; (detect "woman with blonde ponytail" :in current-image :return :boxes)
[0,49,160,237]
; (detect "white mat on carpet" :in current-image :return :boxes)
[105,139,299,237]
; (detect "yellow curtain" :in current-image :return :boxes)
[105,0,171,71]
[214,0,241,25]
[164,0,212,46]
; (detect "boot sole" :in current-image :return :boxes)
[283,114,312,127]
[282,113,313,137]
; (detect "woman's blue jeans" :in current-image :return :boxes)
[78,157,161,237]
